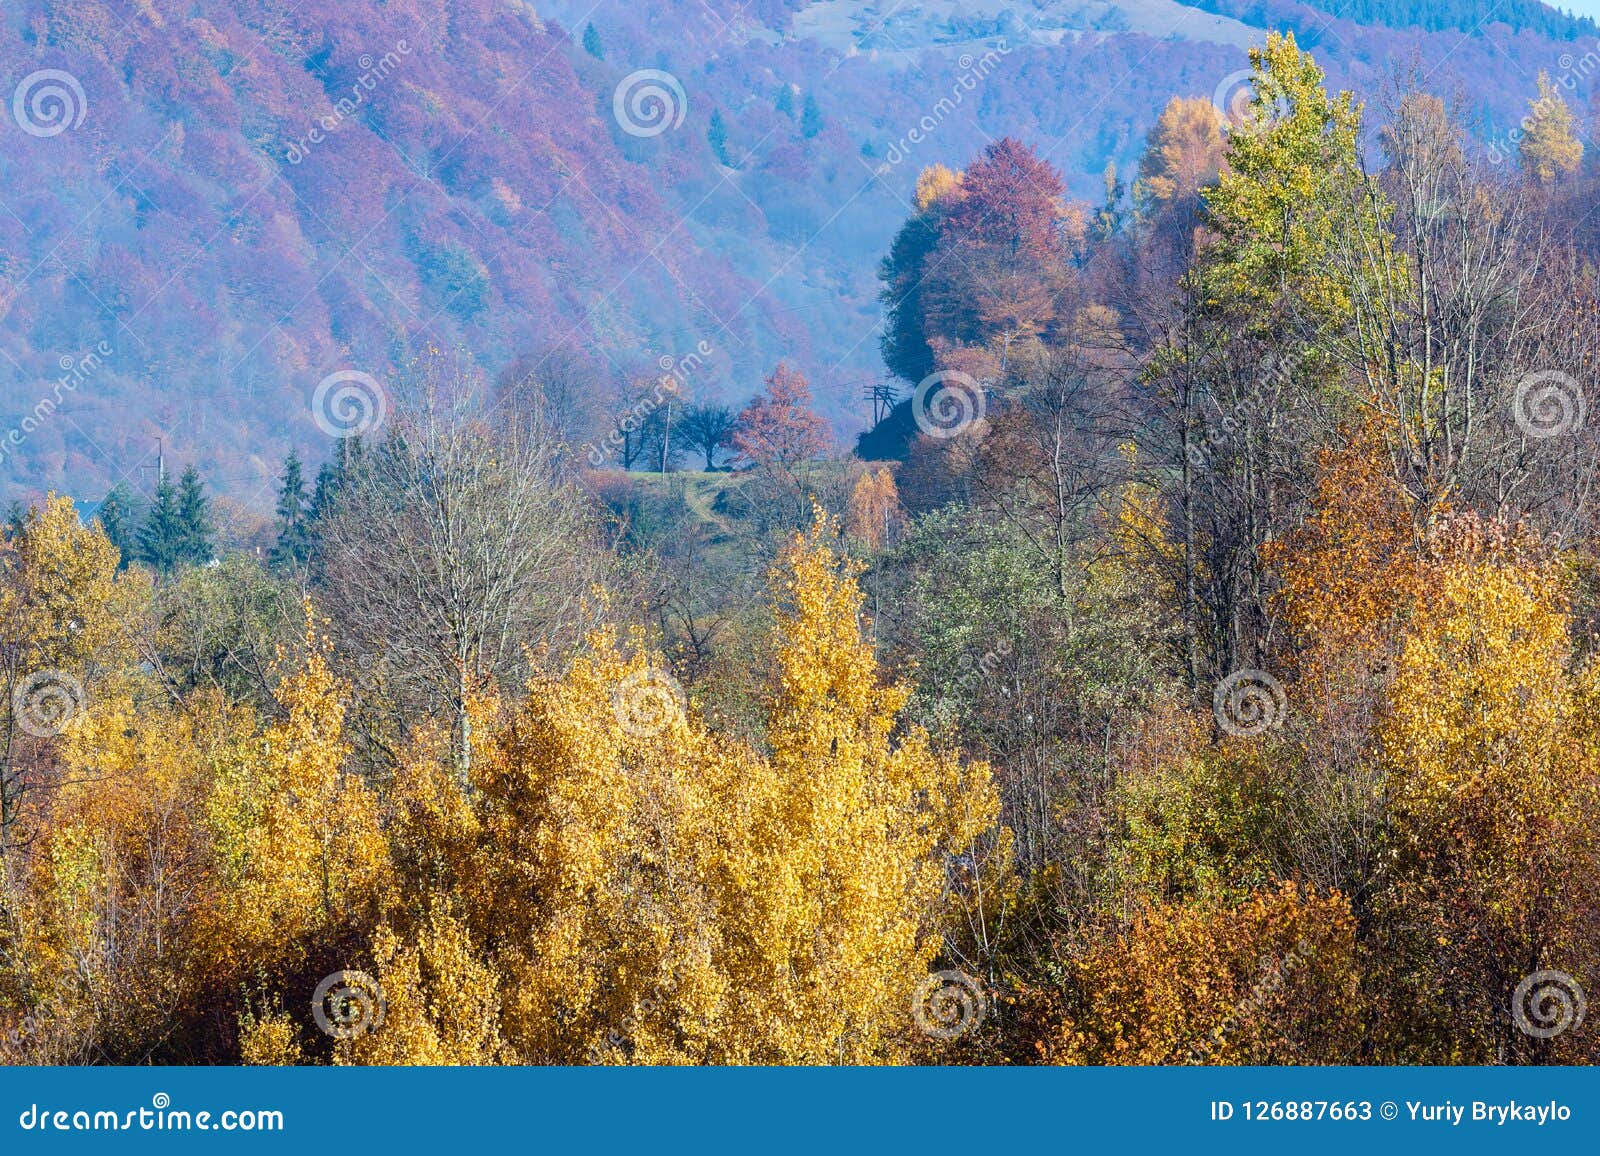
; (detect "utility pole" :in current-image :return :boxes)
[659,394,674,473]
[864,383,899,426]
[138,438,167,494]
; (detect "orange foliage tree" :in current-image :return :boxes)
[1045,882,1361,1064]
[731,363,831,469]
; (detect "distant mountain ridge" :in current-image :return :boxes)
[1193,0,1599,37]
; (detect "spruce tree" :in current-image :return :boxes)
[311,458,340,525]
[137,474,184,573]
[310,436,363,525]
[94,484,139,567]
[270,449,311,569]
[175,464,214,566]
[801,93,822,139]
[708,109,731,166]
[582,22,604,60]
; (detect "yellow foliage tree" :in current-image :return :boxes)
[2,687,225,1062]
[914,164,962,212]
[202,616,390,983]
[0,494,146,844]
[390,511,1004,1065]
[1375,518,1600,1062]
[342,913,511,1065]
[1138,95,1225,204]
[1266,418,1429,699]
[1519,72,1583,185]
[845,467,903,550]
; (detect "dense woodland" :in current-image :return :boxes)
[7,33,1600,1065]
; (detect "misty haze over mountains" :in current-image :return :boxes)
[1,0,1596,506]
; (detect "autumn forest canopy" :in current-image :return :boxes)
[10,28,1600,1069]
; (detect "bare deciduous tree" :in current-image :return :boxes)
[318,355,608,772]
[495,344,607,465]
[1335,84,1600,537]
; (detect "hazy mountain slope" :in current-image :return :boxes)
[0,0,764,507]
[1,0,1595,507]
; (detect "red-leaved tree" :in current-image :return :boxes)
[732,363,831,469]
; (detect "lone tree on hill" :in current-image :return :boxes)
[732,363,830,470]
